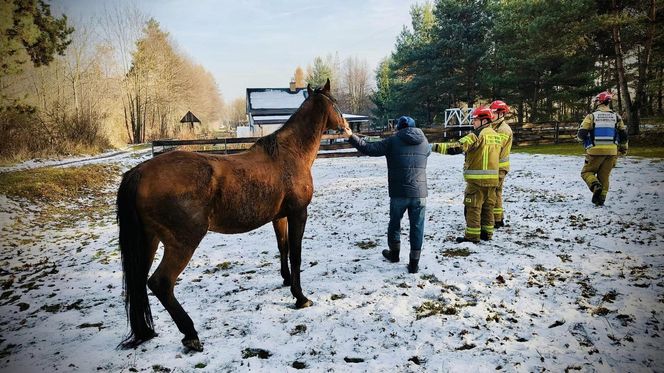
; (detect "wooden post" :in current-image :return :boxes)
[555,122,559,144]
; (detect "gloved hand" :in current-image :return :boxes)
[618,143,628,155]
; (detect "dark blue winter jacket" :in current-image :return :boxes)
[349,127,430,198]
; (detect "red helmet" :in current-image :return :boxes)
[490,100,509,114]
[471,106,494,121]
[596,91,612,104]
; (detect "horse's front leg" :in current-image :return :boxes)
[287,209,313,309]
[272,217,291,286]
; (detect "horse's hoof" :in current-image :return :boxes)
[295,298,313,309]
[182,338,203,352]
[118,331,157,350]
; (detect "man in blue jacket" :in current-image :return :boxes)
[342,116,431,273]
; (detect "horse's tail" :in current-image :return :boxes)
[117,167,155,348]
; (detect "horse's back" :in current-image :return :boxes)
[136,151,215,199]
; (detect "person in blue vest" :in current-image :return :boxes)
[577,91,629,206]
[341,116,430,273]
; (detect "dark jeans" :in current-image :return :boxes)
[387,197,426,255]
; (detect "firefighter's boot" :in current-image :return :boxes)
[455,237,479,244]
[591,181,603,206]
[598,195,606,206]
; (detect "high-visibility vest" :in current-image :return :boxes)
[592,111,618,146]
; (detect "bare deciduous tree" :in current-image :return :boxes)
[222,97,247,132]
[342,56,371,114]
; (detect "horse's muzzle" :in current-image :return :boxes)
[339,118,350,131]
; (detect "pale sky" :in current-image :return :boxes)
[53,0,421,101]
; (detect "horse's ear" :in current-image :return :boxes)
[307,84,312,96]
[323,78,330,93]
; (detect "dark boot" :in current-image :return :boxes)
[407,250,420,274]
[591,181,603,205]
[455,237,479,244]
[382,242,400,263]
[480,231,491,241]
[494,219,505,229]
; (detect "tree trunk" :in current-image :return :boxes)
[132,92,140,144]
[530,82,539,122]
[635,0,656,120]
[127,92,137,144]
[426,97,433,126]
[142,101,147,142]
[657,67,664,115]
[611,0,638,135]
[614,66,623,114]
[72,77,79,124]
[123,102,132,144]
[136,94,142,143]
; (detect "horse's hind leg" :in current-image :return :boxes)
[147,239,204,352]
[272,218,291,286]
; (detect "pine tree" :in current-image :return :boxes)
[306,56,334,88]
[0,0,73,77]
[389,2,439,125]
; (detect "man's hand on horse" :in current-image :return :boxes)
[341,126,353,138]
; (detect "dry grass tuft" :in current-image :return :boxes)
[0,164,120,203]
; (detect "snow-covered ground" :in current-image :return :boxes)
[0,150,662,372]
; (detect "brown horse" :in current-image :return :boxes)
[116,80,348,351]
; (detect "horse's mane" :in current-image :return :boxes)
[252,87,331,158]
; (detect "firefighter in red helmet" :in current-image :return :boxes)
[431,106,501,243]
[577,91,628,206]
[489,100,513,228]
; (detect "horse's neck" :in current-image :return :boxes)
[278,107,326,166]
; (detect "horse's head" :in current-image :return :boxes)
[308,79,350,133]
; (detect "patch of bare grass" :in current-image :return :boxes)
[415,299,474,320]
[442,248,472,257]
[355,240,378,250]
[0,164,120,202]
[0,164,121,230]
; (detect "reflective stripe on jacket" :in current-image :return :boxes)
[491,117,513,172]
[432,124,500,187]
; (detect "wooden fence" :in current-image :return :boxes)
[151,132,387,158]
[512,122,579,146]
[151,122,580,157]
